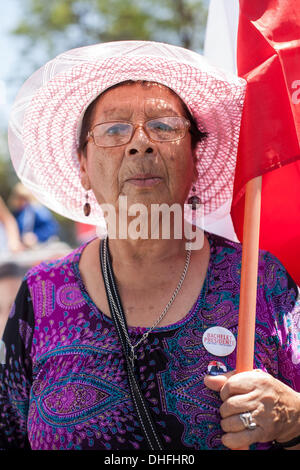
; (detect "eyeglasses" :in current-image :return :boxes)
[86,116,191,148]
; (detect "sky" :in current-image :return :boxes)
[0,0,211,125]
[0,0,22,123]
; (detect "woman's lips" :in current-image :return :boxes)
[126,174,163,187]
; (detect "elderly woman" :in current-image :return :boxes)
[0,41,300,451]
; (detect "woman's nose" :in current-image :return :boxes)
[126,125,154,156]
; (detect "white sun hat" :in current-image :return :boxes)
[8,40,246,228]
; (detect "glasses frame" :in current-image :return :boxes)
[86,116,191,148]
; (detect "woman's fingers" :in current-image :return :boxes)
[220,411,265,449]
[219,370,264,401]
[205,368,300,447]
[221,427,264,450]
[220,413,246,433]
[204,369,267,448]
[203,370,235,392]
[219,390,258,418]
[204,369,262,397]
[220,408,259,433]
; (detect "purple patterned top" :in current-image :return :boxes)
[1,231,300,450]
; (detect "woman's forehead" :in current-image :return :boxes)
[93,82,185,117]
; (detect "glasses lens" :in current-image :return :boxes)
[146,117,187,141]
[93,122,132,146]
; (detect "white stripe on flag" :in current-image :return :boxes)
[203,0,240,242]
[204,0,239,74]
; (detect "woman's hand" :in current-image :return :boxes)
[204,369,300,449]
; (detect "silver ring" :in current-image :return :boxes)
[239,412,257,430]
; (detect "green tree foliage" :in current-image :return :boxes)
[13,0,208,66]
[6,0,208,245]
[0,130,18,200]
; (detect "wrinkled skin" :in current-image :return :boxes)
[204,369,300,450]
[78,82,197,213]
[76,81,210,331]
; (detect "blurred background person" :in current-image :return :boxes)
[8,183,60,248]
[0,262,29,338]
[0,195,23,253]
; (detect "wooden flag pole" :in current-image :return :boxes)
[234,175,262,450]
[236,175,262,373]
[234,176,262,450]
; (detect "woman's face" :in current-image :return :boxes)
[78,82,197,212]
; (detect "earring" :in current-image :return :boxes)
[83,192,91,217]
[188,186,201,210]
[188,186,201,229]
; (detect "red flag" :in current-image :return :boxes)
[231,0,300,285]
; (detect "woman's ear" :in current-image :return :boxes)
[77,150,91,191]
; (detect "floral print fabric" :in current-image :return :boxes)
[0,231,299,450]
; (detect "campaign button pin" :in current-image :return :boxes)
[207,360,227,376]
[202,326,236,357]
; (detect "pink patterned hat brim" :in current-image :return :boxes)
[8,41,246,227]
